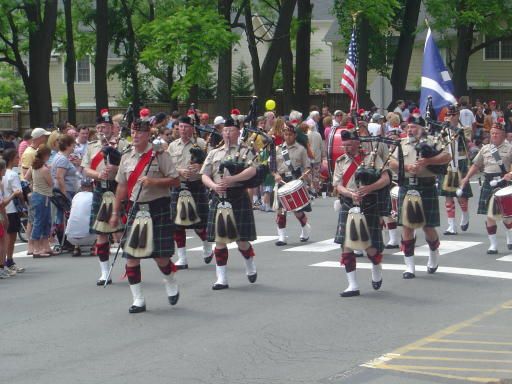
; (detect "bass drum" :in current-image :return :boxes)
[327,127,347,179]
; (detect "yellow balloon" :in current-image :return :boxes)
[265,99,276,111]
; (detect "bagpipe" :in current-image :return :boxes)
[220,96,276,188]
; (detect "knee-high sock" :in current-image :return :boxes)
[174,228,186,248]
[158,260,176,275]
[238,244,255,259]
[195,228,208,242]
[126,265,141,285]
[95,242,110,262]
[276,213,286,229]
[340,252,356,273]
[458,197,468,212]
[445,200,455,219]
[214,247,228,266]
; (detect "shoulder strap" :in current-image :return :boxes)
[90,150,104,170]
[127,149,153,200]
[281,144,296,174]
[490,144,507,175]
[342,155,362,187]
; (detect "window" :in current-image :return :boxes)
[64,57,91,83]
[484,37,512,60]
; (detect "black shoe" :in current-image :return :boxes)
[204,253,213,264]
[487,249,498,255]
[443,230,457,235]
[275,240,287,246]
[212,283,229,290]
[176,264,188,270]
[372,279,382,290]
[129,305,146,314]
[354,251,364,257]
[299,237,309,242]
[460,222,469,232]
[508,244,512,251]
[168,292,179,306]
[402,272,415,279]
[248,273,257,283]
[340,290,360,297]
[427,265,438,274]
[72,247,81,257]
[96,279,112,286]
[384,244,399,249]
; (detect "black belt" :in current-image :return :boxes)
[484,173,502,182]
[404,177,436,187]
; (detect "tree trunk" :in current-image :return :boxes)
[452,24,474,96]
[25,0,59,128]
[63,0,76,125]
[257,0,297,103]
[281,37,294,114]
[390,0,421,102]
[244,2,260,90]
[95,0,109,115]
[294,0,312,114]
[216,0,233,115]
[356,16,370,109]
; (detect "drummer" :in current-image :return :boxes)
[273,123,312,246]
[460,123,512,253]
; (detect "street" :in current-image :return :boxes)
[3,186,512,384]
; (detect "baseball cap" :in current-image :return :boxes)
[334,110,343,116]
[371,113,384,122]
[213,116,225,125]
[31,127,51,139]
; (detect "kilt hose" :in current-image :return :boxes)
[170,180,209,229]
[122,197,174,259]
[477,179,512,215]
[398,182,440,228]
[439,158,473,198]
[207,188,257,242]
[334,194,384,253]
[89,182,118,234]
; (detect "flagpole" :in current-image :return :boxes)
[351,12,360,115]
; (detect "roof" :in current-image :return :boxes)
[310,0,336,21]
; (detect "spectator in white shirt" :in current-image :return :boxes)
[66,179,95,256]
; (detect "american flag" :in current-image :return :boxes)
[341,27,358,111]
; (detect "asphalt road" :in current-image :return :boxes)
[2,186,512,384]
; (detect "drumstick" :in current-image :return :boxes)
[277,169,312,185]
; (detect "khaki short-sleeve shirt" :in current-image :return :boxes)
[472,141,512,174]
[275,143,310,176]
[200,144,257,185]
[167,137,206,182]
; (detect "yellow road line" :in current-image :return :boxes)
[427,338,512,346]
[454,331,512,338]
[415,346,512,354]
[392,355,512,363]
[380,364,512,373]
[377,365,499,383]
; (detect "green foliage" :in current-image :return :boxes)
[0,64,27,112]
[140,4,239,100]
[232,61,253,96]
[198,66,217,99]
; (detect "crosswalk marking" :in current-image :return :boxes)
[284,239,338,253]
[497,255,512,262]
[393,241,481,257]
[188,236,278,251]
[310,261,512,280]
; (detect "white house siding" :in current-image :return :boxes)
[309,20,334,89]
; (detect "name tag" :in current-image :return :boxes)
[408,177,418,186]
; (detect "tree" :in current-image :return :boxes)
[425,0,512,95]
[232,61,253,96]
[63,0,77,125]
[294,0,312,114]
[0,0,59,128]
[0,64,27,112]
[95,0,109,115]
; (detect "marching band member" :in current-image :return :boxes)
[389,118,451,279]
[333,130,390,297]
[273,123,312,246]
[82,110,128,286]
[200,118,258,290]
[168,116,213,269]
[109,119,180,313]
[460,123,512,254]
[439,105,473,235]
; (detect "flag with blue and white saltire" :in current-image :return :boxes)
[420,28,457,116]
[341,27,358,111]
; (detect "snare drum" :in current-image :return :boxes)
[494,186,512,218]
[277,180,310,211]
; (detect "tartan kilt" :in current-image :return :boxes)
[398,183,440,227]
[206,188,257,242]
[334,194,384,252]
[377,184,392,217]
[170,181,209,229]
[89,183,119,234]
[439,158,473,198]
[122,197,174,259]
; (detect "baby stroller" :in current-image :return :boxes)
[50,188,72,253]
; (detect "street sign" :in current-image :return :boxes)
[369,75,392,113]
